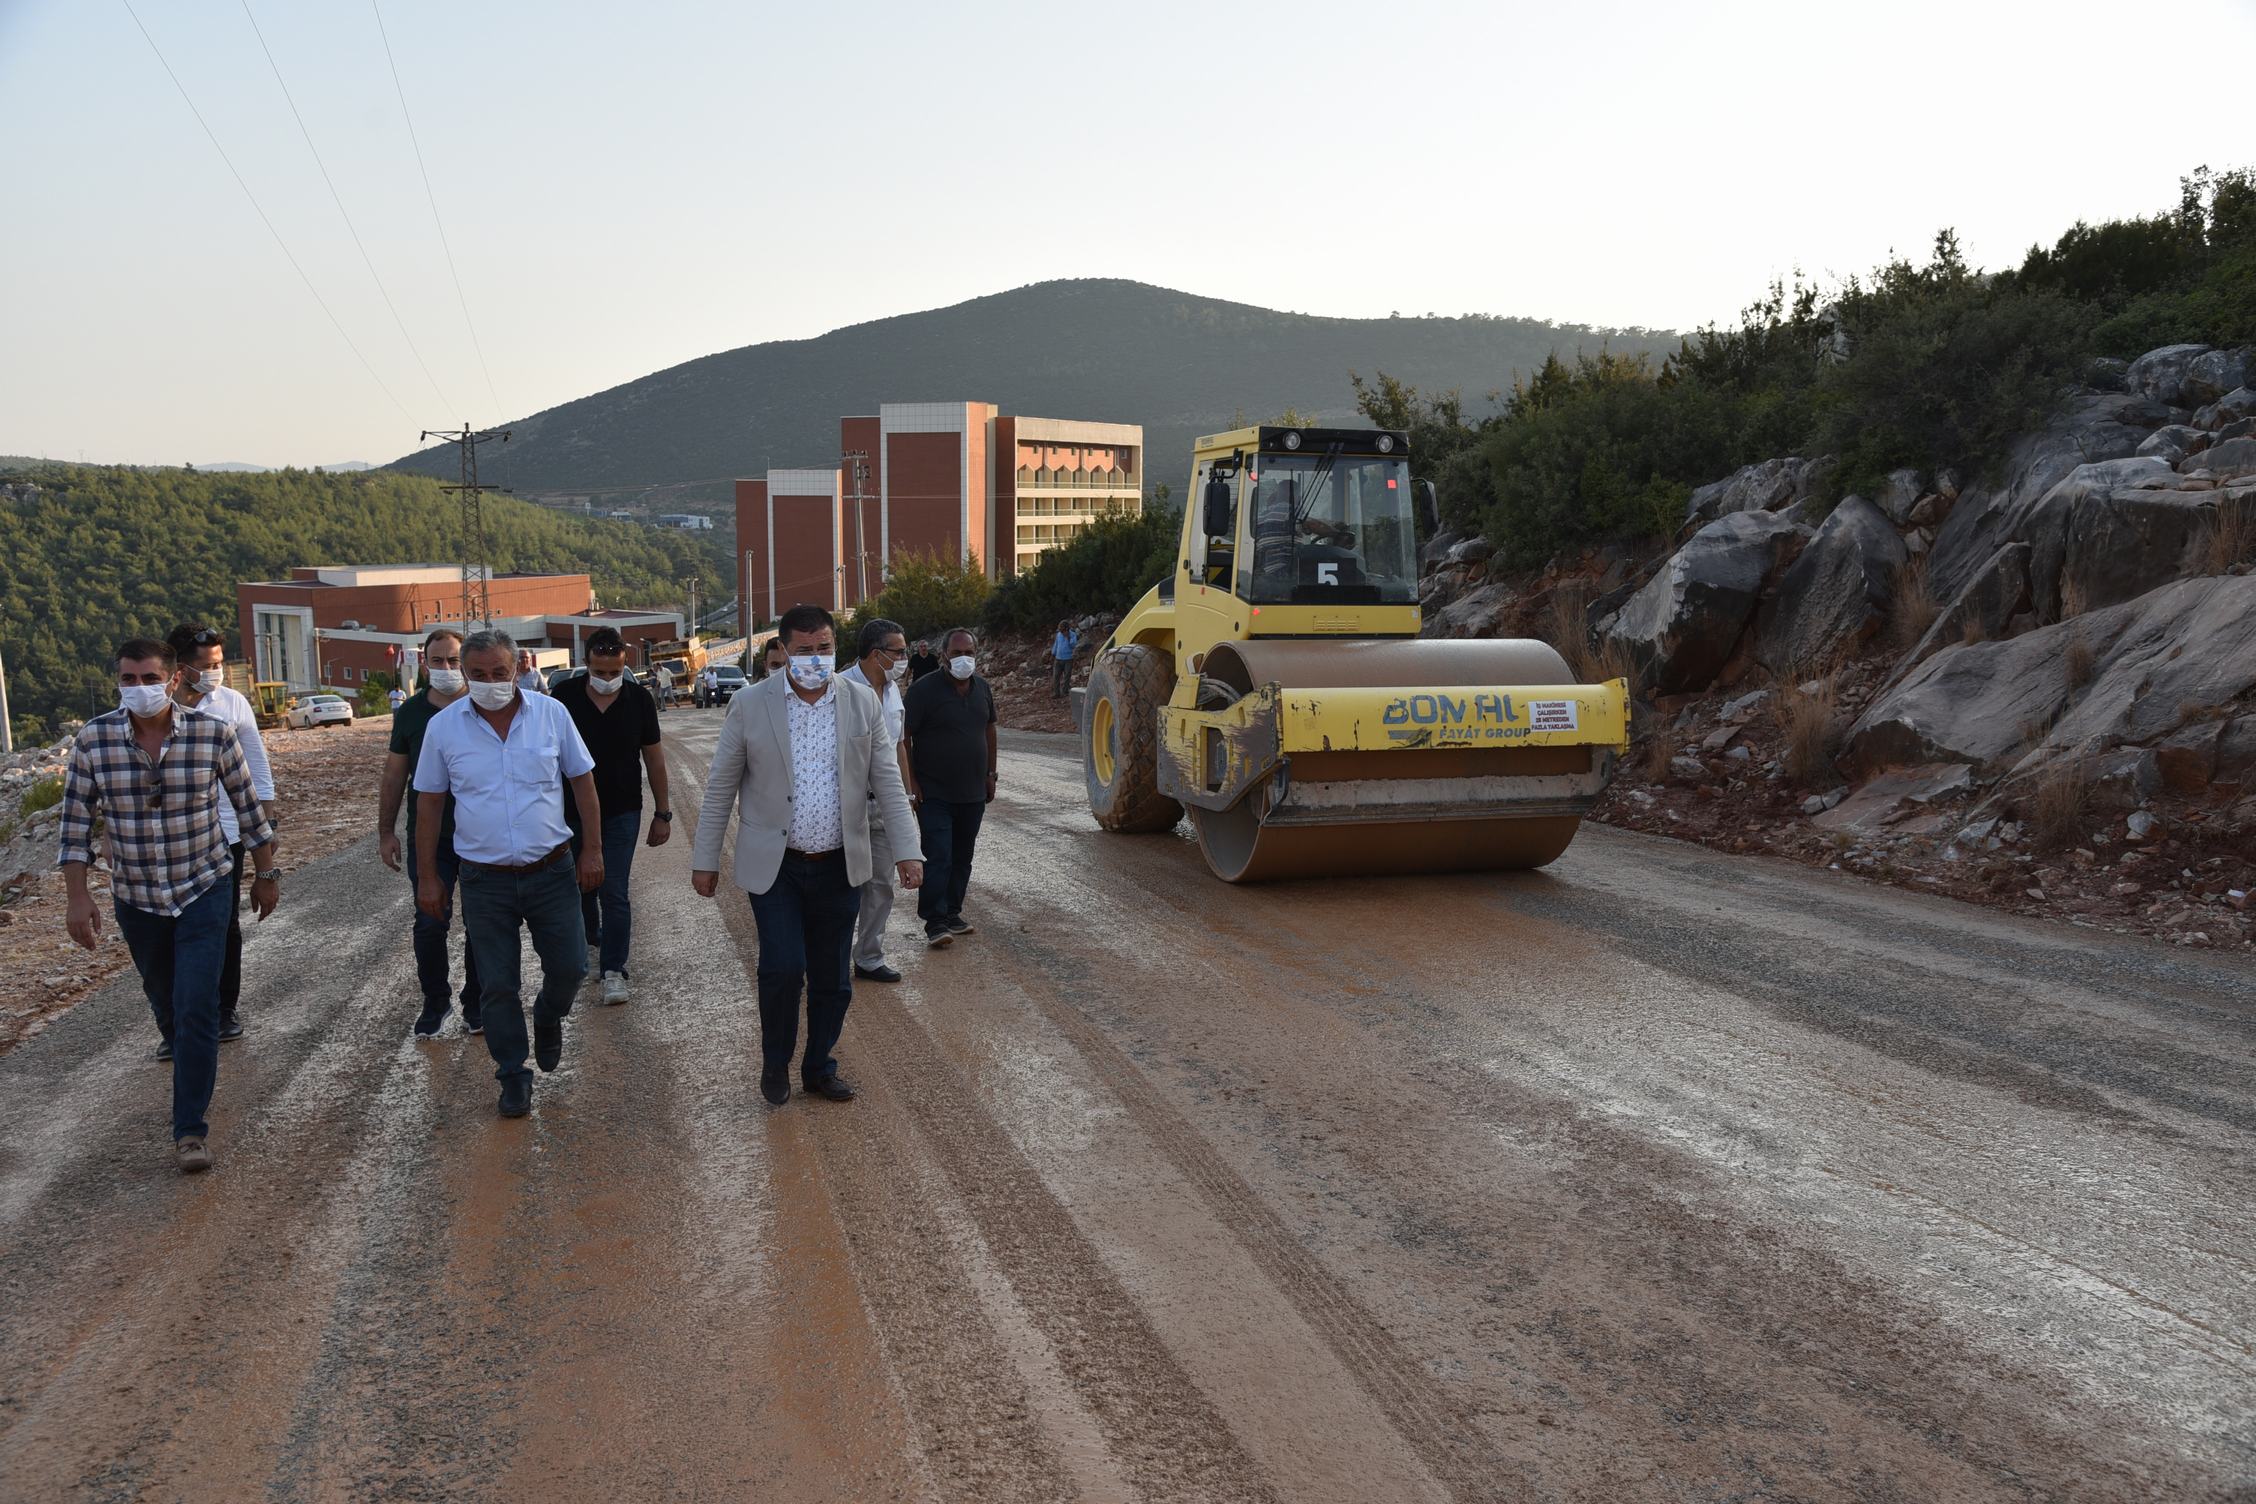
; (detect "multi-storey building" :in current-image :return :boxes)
[236,564,683,693]
[736,402,1143,628]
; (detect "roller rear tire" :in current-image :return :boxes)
[1084,644,1182,833]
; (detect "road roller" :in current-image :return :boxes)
[1079,424,1629,883]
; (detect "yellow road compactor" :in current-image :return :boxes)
[1080,424,1629,882]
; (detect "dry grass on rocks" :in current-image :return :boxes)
[1890,557,1939,650]
[1771,671,1843,785]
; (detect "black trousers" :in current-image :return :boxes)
[220,842,245,1020]
[915,800,985,926]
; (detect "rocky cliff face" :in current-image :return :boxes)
[1417,341,2256,948]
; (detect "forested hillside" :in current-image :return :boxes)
[388,279,1676,504]
[0,465,729,741]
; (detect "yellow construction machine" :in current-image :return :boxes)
[1080,424,1629,882]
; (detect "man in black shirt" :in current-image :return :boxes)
[901,627,996,949]
[906,639,942,683]
[553,628,672,1004]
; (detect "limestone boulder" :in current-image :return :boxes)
[2183,435,2256,483]
[1844,574,2256,777]
[2127,343,2214,406]
[1683,457,1819,528]
[1425,581,1516,639]
[1419,527,1467,570]
[2214,387,2256,424]
[1600,509,1808,693]
[1887,542,2031,681]
[1753,495,1907,674]
[1926,392,2170,603]
[1444,535,1496,567]
[2183,348,2252,408]
[2024,458,2217,617]
[1873,468,1924,527]
[2137,424,2210,464]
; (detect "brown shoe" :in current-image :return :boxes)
[175,1137,213,1174]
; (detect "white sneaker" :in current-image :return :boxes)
[601,970,630,1006]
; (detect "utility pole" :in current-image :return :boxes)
[0,643,13,754]
[742,547,756,636]
[421,423,512,627]
[842,449,873,605]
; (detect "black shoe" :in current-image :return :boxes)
[218,1013,245,1042]
[924,923,953,949]
[534,1016,563,1073]
[803,1073,856,1102]
[498,1075,532,1118]
[760,1068,790,1106]
[463,1004,484,1035]
[944,915,974,937]
[155,1038,173,1063]
[854,963,902,984]
[412,1000,450,1038]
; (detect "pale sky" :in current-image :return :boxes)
[4,0,2247,468]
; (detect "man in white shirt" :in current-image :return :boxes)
[692,604,922,1106]
[516,648,547,695]
[839,617,910,985]
[414,628,603,1119]
[167,622,276,1047]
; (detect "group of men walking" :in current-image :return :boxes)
[61,605,1004,1168]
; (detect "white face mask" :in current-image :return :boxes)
[885,658,908,684]
[588,672,625,695]
[468,679,517,710]
[948,654,976,681]
[427,667,466,696]
[191,669,223,695]
[788,654,832,690]
[120,683,172,718]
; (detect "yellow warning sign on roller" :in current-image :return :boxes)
[1277,681,1630,752]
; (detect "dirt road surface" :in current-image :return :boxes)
[2,717,2251,1502]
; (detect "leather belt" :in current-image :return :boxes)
[784,846,841,861]
[463,841,571,875]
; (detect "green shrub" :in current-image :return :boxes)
[842,549,992,645]
[19,774,62,817]
[1812,234,2096,496]
[982,502,1182,635]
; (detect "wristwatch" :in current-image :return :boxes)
[255,868,282,883]
[652,810,672,822]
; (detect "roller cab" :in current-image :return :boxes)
[1082,424,1629,883]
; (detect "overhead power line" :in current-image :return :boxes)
[117,0,417,425]
[370,0,506,422]
[237,0,454,414]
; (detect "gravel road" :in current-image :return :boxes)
[1,716,2249,1502]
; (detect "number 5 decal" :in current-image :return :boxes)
[1316,562,1339,585]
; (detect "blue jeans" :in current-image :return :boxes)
[459,857,587,1083]
[406,833,482,1021]
[571,811,641,976]
[747,852,860,1082]
[115,881,232,1140]
[915,799,985,927]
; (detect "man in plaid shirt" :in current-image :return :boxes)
[59,637,283,1174]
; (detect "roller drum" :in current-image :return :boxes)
[1191,637,1596,883]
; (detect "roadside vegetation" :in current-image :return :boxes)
[0,463,731,743]
[1359,167,2256,570]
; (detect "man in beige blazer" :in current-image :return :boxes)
[693,604,923,1105]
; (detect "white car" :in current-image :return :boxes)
[286,693,356,730]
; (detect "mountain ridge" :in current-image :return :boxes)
[388,279,1678,506]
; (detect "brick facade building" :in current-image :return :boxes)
[236,565,683,693]
[736,402,1142,629]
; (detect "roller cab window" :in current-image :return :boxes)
[1236,451,1417,605]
